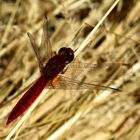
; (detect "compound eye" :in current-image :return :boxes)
[58,47,74,63]
[66,48,74,63]
[58,47,67,54]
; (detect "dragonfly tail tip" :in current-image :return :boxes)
[6,118,11,125]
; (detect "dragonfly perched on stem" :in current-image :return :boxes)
[7,16,124,125]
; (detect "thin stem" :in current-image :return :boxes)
[75,0,121,57]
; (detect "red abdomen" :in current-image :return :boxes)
[6,75,47,125]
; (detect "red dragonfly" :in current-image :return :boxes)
[6,17,121,125]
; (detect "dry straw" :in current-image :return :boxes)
[5,0,121,139]
[1,0,140,139]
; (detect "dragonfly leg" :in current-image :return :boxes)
[50,80,55,88]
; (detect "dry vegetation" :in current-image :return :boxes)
[0,0,140,140]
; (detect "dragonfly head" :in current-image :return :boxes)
[58,47,74,63]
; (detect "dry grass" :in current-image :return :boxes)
[0,0,140,140]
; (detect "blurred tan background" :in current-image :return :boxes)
[0,0,140,139]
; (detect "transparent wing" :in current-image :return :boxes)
[66,61,129,70]
[27,32,44,73]
[61,61,129,80]
[40,15,52,62]
[44,60,129,91]
[47,76,121,91]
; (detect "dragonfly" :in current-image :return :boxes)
[6,17,122,125]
